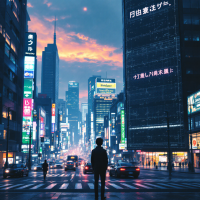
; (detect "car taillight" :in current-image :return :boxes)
[136,168,140,171]
[120,168,126,171]
[85,166,89,170]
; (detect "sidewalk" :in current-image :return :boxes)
[140,166,200,173]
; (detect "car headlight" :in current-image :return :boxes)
[34,167,37,170]
[5,169,9,173]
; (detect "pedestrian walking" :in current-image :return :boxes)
[91,138,108,200]
[42,160,48,181]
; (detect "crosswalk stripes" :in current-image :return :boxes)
[120,183,137,189]
[30,183,44,189]
[59,183,69,189]
[45,183,57,189]
[17,184,34,189]
[88,183,94,189]
[0,184,11,188]
[108,183,123,189]
[0,182,200,191]
[75,183,82,189]
[135,183,151,189]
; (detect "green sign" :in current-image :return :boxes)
[24,79,33,98]
[121,110,125,144]
[40,147,42,154]
[22,131,33,144]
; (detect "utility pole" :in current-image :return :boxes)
[189,104,195,172]
[6,107,10,168]
[165,111,171,179]
[29,125,32,170]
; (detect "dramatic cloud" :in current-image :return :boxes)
[28,16,122,67]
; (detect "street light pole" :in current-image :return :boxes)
[165,111,171,179]
[29,125,32,170]
[6,107,10,168]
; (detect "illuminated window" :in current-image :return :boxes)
[11,42,16,53]
[5,33,10,45]
[0,25,2,34]
[10,53,15,64]
[3,130,6,140]
[5,43,10,57]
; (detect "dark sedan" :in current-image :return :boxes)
[83,163,93,174]
[65,161,76,171]
[54,162,63,169]
[3,164,29,178]
[33,164,43,171]
[109,162,140,178]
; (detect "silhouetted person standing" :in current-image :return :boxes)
[91,138,108,200]
[42,160,48,181]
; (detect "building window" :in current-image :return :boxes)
[3,86,7,97]
[193,34,200,41]
[11,41,16,54]
[5,33,10,45]
[10,53,15,64]
[192,15,199,25]
[3,130,6,140]
[183,0,191,8]
[183,14,192,24]
[0,24,2,34]
[191,0,199,8]
[5,43,10,57]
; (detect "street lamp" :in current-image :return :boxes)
[164,111,171,179]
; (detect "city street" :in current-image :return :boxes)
[0,166,200,199]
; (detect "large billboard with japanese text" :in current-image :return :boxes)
[25,32,37,57]
[188,91,200,115]
[124,0,185,150]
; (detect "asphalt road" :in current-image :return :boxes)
[0,166,199,199]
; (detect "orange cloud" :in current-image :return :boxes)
[27,3,33,8]
[43,0,52,7]
[28,15,122,67]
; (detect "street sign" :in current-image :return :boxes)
[23,79,33,98]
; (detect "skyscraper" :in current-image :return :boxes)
[41,19,59,108]
[0,0,29,166]
[123,0,200,164]
[88,76,101,141]
[66,81,79,145]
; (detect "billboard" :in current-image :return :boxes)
[96,78,116,94]
[121,110,125,144]
[23,99,32,117]
[188,91,200,114]
[52,104,55,133]
[24,79,33,98]
[24,71,34,79]
[25,32,37,57]
[24,56,35,71]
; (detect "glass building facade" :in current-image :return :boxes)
[123,0,200,151]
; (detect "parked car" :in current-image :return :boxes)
[3,164,29,178]
[83,163,93,174]
[65,161,76,171]
[33,164,43,171]
[109,162,140,178]
[49,162,55,169]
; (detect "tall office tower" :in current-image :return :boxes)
[41,19,59,136]
[81,103,88,123]
[123,0,200,164]
[0,0,28,166]
[66,82,79,145]
[88,76,101,142]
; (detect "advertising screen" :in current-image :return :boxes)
[24,56,35,71]
[121,110,125,144]
[24,71,34,79]
[23,99,32,117]
[188,91,200,114]
[24,79,33,98]
[25,32,37,57]
[124,0,184,150]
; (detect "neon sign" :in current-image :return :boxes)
[133,68,173,80]
[130,1,171,19]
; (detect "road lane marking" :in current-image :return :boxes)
[17,184,34,189]
[135,183,151,189]
[45,184,57,189]
[60,174,65,176]
[75,183,82,189]
[121,183,136,189]
[59,183,69,189]
[0,184,11,188]
[156,183,180,189]
[30,184,44,189]
[88,183,94,189]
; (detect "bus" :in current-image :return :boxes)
[67,155,78,167]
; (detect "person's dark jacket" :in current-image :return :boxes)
[42,163,48,172]
[91,146,108,172]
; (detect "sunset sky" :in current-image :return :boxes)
[27,0,123,108]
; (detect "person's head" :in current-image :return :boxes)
[96,137,103,146]
[44,160,47,163]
